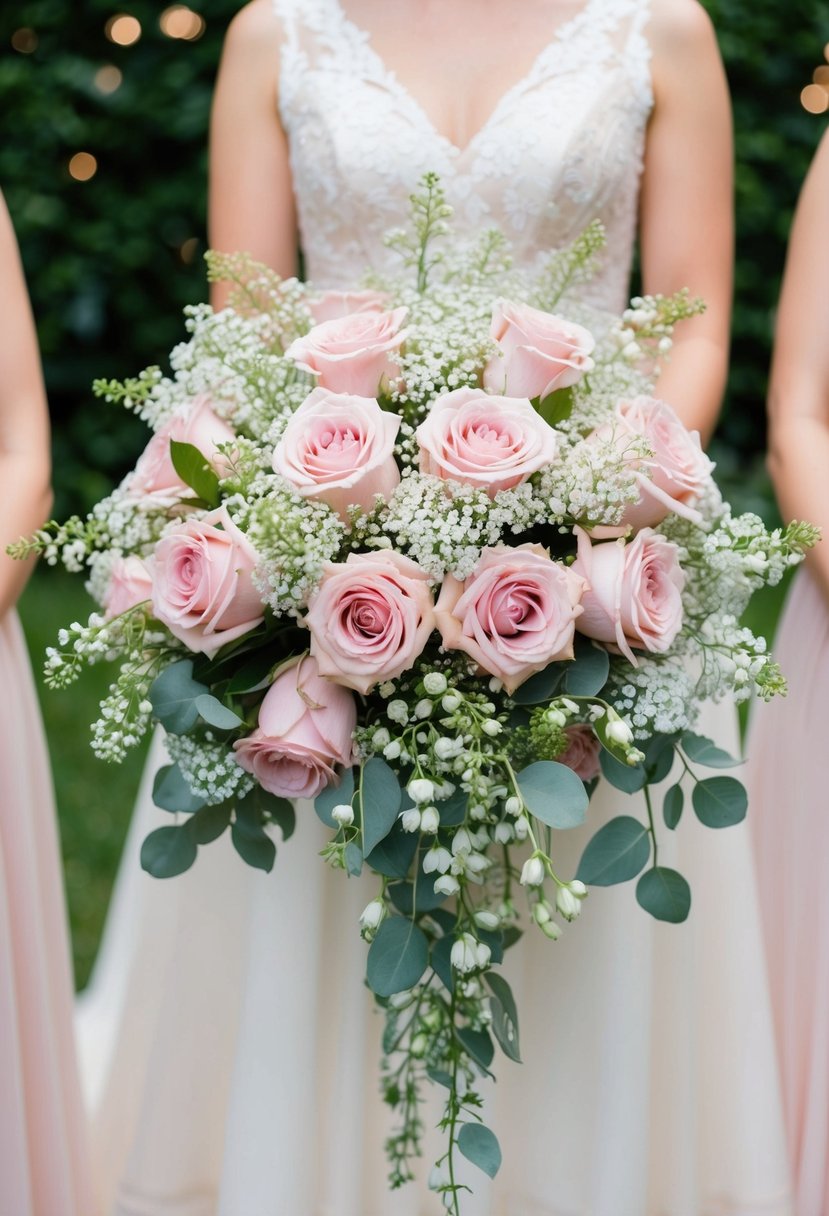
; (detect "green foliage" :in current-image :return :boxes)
[457,1123,502,1180]
[691,775,749,828]
[516,760,589,829]
[359,757,402,856]
[636,866,692,924]
[576,815,651,886]
[366,916,429,997]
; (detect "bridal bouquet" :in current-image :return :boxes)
[18,177,815,1210]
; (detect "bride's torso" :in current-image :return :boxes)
[273,0,653,311]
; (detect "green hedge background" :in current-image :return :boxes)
[1,2,827,984]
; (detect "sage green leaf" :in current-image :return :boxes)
[576,815,650,886]
[510,662,565,705]
[366,917,428,997]
[189,802,232,844]
[681,733,743,769]
[636,866,691,923]
[426,1068,453,1090]
[231,816,276,872]
[692,776,748,828]
[361,757,402,855]
[195,694,243,730]
[457,1026,495,1072]
[516,761,588,829]
[599,749,647,794]
[430,934,455,993]
[152,763,206,814]
[141,824,198,878]
[485,972,521,1063]
[169,439,220,507]
[149,660,208,734]
[663,784,684,830]
[437,788,467,827]
[344,841,363,877]
[365,822,418,879]
[315,769,355,828]
[457,1123,502,1179]
[388,869,447,915]
[644,734,677,784]
[563,642,609,696]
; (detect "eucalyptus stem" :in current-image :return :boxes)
[643,784,658,868]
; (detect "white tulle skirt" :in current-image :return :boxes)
[78,701,793,1216]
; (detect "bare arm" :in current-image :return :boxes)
[0,194,52,620]
[767,130,829,607]
[208,0,298,310]
[640,0,733,444]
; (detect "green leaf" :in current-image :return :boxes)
[563,641,609,696]
[231,815,276,872]
[430,934,455,993]
[263,794,296,841]
[457,1026,495,1072]
[141,824,198,878]
[534,384,575,427]
[361,757,402,855]
[576,815,651,886]
[315,769,355,828]
[225,654,277,695]
[457,1123,502,1179]
[510,662,565,705]
[152,763,206,814]
[189,802,232,844]
[516,761,588,829]
[477,927,504,966]
[149,660,209,734]
[644,734,677,785]
[692,776,748,828]
[436,788,467,827]
[681,733,743,769]
[169,439,220,507]
[485,972,521,1063]
[599,749,647,794]
[366,917,429,997]
[663,783,684,830]
[426,1067,453,1090]
[365,822,419,879]
[636,866,692,923]
[388,869,447,915]
[194,693,243,730]
[344,841,363,876]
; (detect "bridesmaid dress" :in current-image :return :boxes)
[77,1,794,1212]
[0,609,97,1216]
[748,566,829,1216]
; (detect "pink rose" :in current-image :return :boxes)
[233,655,356,801]
[415,387,559,496]
[483,300,595,400]
[272,387,401,518]
[571,527,685,664]
[434,544,586,694]
[558,724,602,782]
[305,552,435,694]
[285,307,408,397]
[592,396,714,531]
[103,556,153,618]
[308,289,389,324]
[150,506,263,655]
[128,395,236,505]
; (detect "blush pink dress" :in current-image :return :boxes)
[748,565,829,1216]
[0,609,96,1216]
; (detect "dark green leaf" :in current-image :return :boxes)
[477,927,504,966]
[501,925,523,951]
[388,869,447,915]
[534,384,575,427]
[430,934,455,993]
[225,654,277,695]
[563,641,610,696]
[427,908,457,936]
[365,821,419,879]
[344,841,363,876]
[263,794,296,841]
[315,769,355,828]
[485,972,521,1063]
[231,816,276,872]
[636,866,692,923]
[366,916,429,997]
[576,815,651,886]
[361,757,402,855]
[436,788,467,827]
[644,734,677,784]
[152,763,206,814]
[189,802,232,844]
[457,1123,502,1179]
[457,1026,495,1072]
[149,660,208,734]
[510,662,565,705]
[681,733,743,769]
[426,1068,453,1090]
[516,761,588,829]
[599,749,647,794]
[692,776,748,828]
[169,439,220,507]
[663,784,684,830]
[194,693,243,730]
[141,824,198,879]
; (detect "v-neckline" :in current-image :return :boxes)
[329,0,604,158]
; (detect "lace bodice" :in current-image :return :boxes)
[273,0,653,312]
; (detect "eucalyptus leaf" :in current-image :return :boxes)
[681,733,743,769]
[141,824,198,879]
[149,660,208,734]
[225,654,278,695]
[636,866,691,923]
[485,972,521,1063]
[430,934,455,993]
[576,815,651,886]
[516,761,588,829]
[195,693,243,730]
[315,769,355,828]
[231,816,276,872]
[510,663,565,705]
[563,642,609,696]
[599,749,647,794]
[457,1026,495,1072]
[365,820,419,879]
[437,788,467,827]
[189,802,233,844]
[388,869,448,915]
[361,757,402,855]
[477,927,504,966]
[663,784,684,830]
[457,1123,502,1179]
[152,763,207,814]
[169,439,220,507]
[426,1068,453,1090]
[643,734,677,785]
[366,917,429,997]
[262,794,296,841]
[344,841,363,877]
[692,776,748,828]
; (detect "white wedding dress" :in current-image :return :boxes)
[77,1,794,1213]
